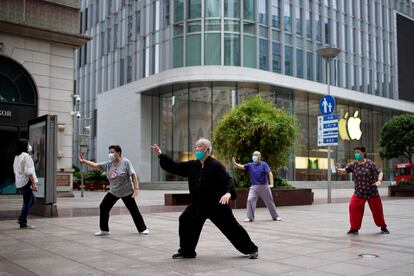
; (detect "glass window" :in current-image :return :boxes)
[205,33,221,65]
[306,51,313,80]
[259,39,268,70]
[272,42,281,73]
[324,18,330,44]
[316,54,322,82]
[243,35,256,68]
[296,49,303,78]
[224,19,240,32]
[243,21,256,34]
[174,0,184,22]
[238,83,257,103]
[284,3,292,32]
[206,0,221,17]
[173,84,190,172]
[173,37,183,68]
[224,33,240,65]
[224,0,240,18]
[284,46,292,75]
[189,83,212,145]
[315,14,321,41]
[305,10,312,39]
[162,0,170,27]
[243,0,255,21]
[296,7,302,35]
[259,0,268,25]
[205,19,221,31]
[272,0,280,28]
[188,0,201,19]
[187,20,202,32]
[212,83,236,129]
[186,34,201,66]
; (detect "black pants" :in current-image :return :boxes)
[178,204,258,256]
[99,192,147,232]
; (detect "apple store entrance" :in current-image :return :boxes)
[146,82,399,182]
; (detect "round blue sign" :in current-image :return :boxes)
[320,95,336,115]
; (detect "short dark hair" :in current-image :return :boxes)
[109,145,122,155]
[15,139,28,155]
[353,146,366,153]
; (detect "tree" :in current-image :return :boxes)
[212,95,299,187]
[379,114,414,165]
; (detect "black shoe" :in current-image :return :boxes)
[347,229,359,235]
[20,224,35,229]
[248,251,258,259]
[380,227,390,234]
[172,252,196,259]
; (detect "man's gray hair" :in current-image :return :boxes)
[196,137,212,153]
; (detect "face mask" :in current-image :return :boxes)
[108,153,116,161]
[354,153,363,161]
[195,151,205,160]
[27,145,32,153]
[252,156,259,163]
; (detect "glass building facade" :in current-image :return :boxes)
[76,0,414,183]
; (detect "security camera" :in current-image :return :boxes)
[70,111,81,118]
[73,94,81,104]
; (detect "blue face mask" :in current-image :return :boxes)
[252,156,259,163]
[354,153,363,161]
[195,151,205,160]
[108,153,116,161]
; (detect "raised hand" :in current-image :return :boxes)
[151,144,162,156]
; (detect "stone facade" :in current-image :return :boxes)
[0,0,88,195]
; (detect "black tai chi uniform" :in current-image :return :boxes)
[158,154,258,257]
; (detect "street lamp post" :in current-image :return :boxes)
[317,47,341,204]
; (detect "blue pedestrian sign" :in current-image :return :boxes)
[318,114,339,146]
[320,95,336,115]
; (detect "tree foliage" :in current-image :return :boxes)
[379,114,414,164]
[212,95,299,187]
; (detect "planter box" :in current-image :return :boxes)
[388,185,414,197]
[72,181,109,191]
[229,188,313,209]
[164,188,313,208]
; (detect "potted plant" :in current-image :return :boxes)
[84,170,109,191]
[389,177,414,197]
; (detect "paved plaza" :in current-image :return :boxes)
[1,189,414,275]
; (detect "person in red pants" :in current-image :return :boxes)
[336,146,389,235]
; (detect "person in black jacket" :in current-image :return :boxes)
[151,138,258,259]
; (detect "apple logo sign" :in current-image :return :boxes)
[339,111,362,140]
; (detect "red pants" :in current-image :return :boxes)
[349,194,387,230]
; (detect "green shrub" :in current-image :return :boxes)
[399,177,414,187]
[213,95,299,187]
[274,176,295,190]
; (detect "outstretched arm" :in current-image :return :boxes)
[336,165,347,175]
[151,144,190,177]
[232,157,246,170]
[78,154,100,170]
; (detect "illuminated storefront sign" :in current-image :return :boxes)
[338,111,362,141]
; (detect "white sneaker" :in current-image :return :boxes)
[139,229,149,235]
[273,217,282,221]
[244,218,252,222]
[94,230,110,236]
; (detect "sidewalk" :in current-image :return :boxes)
[1,188,414,275]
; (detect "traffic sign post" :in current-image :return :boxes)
[319,95,336,115]
[318,114,339,146]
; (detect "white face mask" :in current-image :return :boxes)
[108,153,116,161]
[27,144,33,153]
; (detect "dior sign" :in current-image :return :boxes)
[0,110,12,117]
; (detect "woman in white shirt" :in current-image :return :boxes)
[13,139,38,229]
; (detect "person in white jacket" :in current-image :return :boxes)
[13,139,38,229]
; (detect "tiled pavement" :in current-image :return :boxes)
[1,188,413,275]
